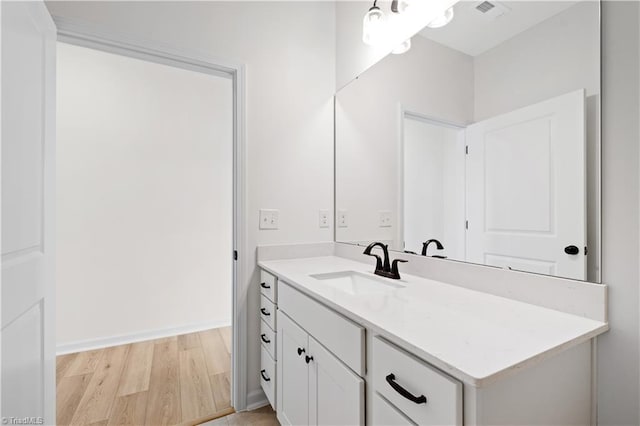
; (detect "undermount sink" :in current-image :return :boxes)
[309,270,405,295]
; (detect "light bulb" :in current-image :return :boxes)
[426,7,454,29]
[392,38,411,54]
[362,6,386,46]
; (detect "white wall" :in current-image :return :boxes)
[598,2,640,425]
[335,35,474,247]
[336,1,640,424]
[46,0,336,402]
[56,42,233,346]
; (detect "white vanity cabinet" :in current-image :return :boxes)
[276,282,365,426]
[258,259,603,426]
[259,270,278,408]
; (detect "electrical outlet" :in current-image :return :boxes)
[259,209,279,230]
[379,211,392,227]
[337,210,348,228]
[319,210,330,228]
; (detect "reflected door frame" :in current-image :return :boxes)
[52,17,250,410]
[397,105,467,255]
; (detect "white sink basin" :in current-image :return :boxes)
[309,270,405,295]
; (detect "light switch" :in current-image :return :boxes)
[259,209,279,230]
[379,211,392,227]
[337,210,348,228]
[319,210,330,228]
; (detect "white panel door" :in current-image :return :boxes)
[466,89,586,280]
[308,336,364,426]
[1,1,57,422]
[277,313,310,426]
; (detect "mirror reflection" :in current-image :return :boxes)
[335,0,601,282]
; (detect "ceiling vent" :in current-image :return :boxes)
[476,1,495,13]
[473,1,510,19]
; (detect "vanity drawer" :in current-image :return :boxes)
[373,336,462,426]
[260,294,276,330]
[260,318,277,359]
[260,345,276,409]
[278,281,365,375]
[260,269,277,302]
[372,392,416,425]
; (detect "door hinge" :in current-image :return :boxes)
[233,250,238,261]
[465,220,469,230]
[465,146,469,155]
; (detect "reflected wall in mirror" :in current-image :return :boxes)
[335,0,601,282]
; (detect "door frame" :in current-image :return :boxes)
[397,105,466,253]
[52,16,250,410]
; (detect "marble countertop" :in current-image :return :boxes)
[258,256,608,387]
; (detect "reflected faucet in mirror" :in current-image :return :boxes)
[363,242,407,280]
[422,239,446,259]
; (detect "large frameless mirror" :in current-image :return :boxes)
[335,0,601,282]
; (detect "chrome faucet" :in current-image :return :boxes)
[363,242,407,280]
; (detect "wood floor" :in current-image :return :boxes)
[56,327,233,426]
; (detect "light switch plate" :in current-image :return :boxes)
[259,209,279,230]
[319,210,330,228]
[379,211,392,227]
[337,210,348,228]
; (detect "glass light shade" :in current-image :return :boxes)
[362,6,386,46]
[392,38,411,54]
[426,7,454,28]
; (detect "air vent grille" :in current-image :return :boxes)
[476,1,495,13]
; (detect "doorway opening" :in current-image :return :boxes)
[54,33,242,425]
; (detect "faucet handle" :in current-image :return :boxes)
[364,251,383,272]
[391,258,408,279]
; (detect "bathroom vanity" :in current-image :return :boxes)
[256,245,608,426]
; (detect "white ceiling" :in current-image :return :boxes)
[418,1,581,57]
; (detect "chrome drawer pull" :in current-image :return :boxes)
[386,373,427,404]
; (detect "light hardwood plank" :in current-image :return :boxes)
[179,348,217,420]
[70,344,131,425]
[145,340,182,425]
[219,327,232,355]
[178,331,201,351]
[56,373,93,425]
[153,335,178,345]
[200,329,230,376]
[64,349,104,377]
[107,392,148,425]
[209,372,231,411]
[117,341,154,396]
[57,353,78,384]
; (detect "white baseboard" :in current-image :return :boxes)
[245,389,269,411]
[56,320,231,355]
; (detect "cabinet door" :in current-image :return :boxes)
[309,336,364,426]
[277,313,310,426]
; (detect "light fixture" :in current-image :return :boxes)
[362,1,387,46]
[392,38,411,54]
[426,7,454,28]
